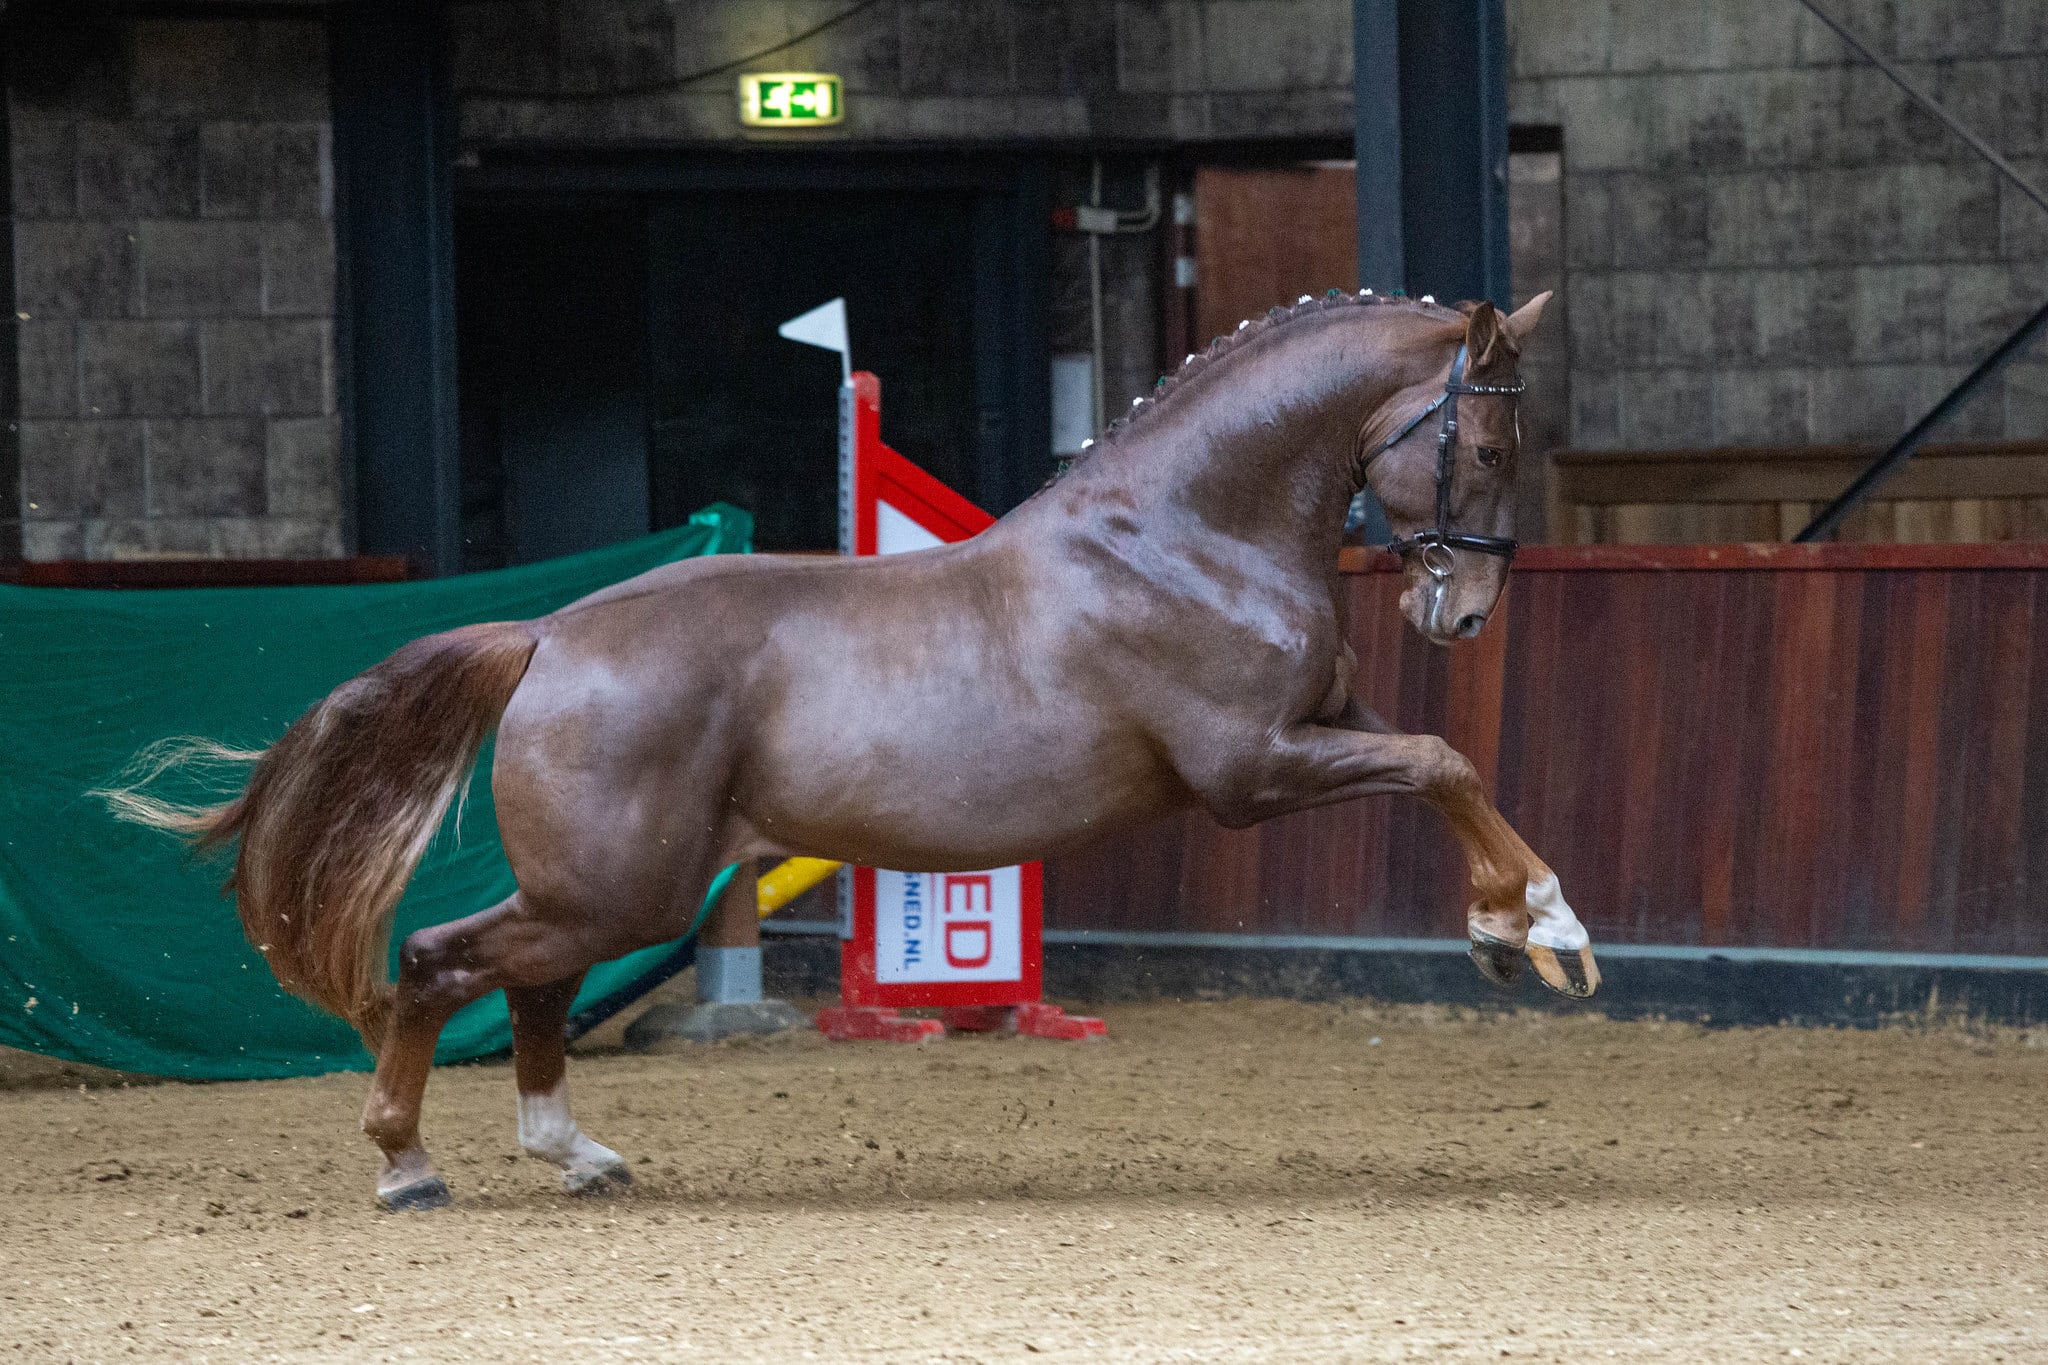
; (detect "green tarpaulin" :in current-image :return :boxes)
[0,507,751,1081]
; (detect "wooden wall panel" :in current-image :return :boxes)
[1046,549,2048,957]
[1553,440,2048,546]
[1192,165,1359,345]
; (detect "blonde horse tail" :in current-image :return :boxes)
[97,622,539,1047]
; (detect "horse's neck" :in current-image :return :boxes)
[1088,321,1414,565]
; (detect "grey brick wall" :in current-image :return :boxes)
[1510,0,2048,450]
[450,0,1356,146]
[26,0,2023,560]
[6,13,341,561]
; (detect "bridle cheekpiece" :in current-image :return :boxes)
[1348,343,1523,579]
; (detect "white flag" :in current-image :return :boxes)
[778,298,851,381]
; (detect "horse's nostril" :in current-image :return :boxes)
[1454,613,1487,639]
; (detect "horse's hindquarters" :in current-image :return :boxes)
[490,621,758,947]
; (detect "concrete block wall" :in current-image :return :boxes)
[1510,0,2048,450]
[451,0,1356,147]
[22,1,2031,560]
[6,13,342,561]
[1509,148,1569,535]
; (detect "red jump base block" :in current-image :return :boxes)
[815,1006,945,1043]
[818,1003,1107,1042]
[941,1002,1108,1041]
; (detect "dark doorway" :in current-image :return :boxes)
[454,157,1049,567]
[646,190,981,552]
[455,205,649,570]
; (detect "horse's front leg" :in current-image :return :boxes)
[1215,714,1599,998]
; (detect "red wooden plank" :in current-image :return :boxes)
[1922,575,1988,953]
[1506,571,1565,856]
[1570,574,1632,942]
[1722,569,1782,947]
[1808,572,1867,950]
[1691,572,1741,946]
[6,557,412,588]
[1609,571,1669,942]
[1890,576,1951,947]
[1770,571,1842,946]
[1177,817,1265,935]
[1444,585,1509,792]
[1047,556,2048,958]
[1959,574,2035,953]
[1339,544,2048,574]
[2022,575,2048,946]
[1840,574,1901,948]
[1344,574,1403,932]
[1259,807,1333,935]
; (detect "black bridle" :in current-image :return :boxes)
[1346,343,1523,573]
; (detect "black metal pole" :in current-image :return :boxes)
[1349,0,1401,546]
[331,0,461,576]
[1795,296,2048,542]
[0,6,18,563]
[1473,0,1512,308]
[1354,0,1403,291]
[1391,0,1510,305]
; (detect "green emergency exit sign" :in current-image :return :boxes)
[738,73,844,127]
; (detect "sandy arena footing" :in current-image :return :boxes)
[2,999,2045,1362]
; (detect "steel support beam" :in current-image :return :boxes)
[1796,298,2048,542]
[0,8,19,564]
[1353,0,1405,291]
[1791,0,2048,540]
[331,0,461,576]
[1353,0,1511,306]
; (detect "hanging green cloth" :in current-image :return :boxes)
[0,507,751,1080]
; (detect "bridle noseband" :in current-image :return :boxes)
[1347,343,1523,576]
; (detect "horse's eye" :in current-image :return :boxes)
[1476,445,1505,468]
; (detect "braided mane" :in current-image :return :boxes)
[1051,289,1467,483]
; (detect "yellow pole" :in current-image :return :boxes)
[756,857,843,917]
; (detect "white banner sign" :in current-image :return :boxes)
[873,867,1025,984]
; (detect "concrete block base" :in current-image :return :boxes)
[623,998,809,1049]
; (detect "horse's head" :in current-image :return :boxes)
[1359,292,1551,646]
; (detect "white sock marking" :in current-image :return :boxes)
[517,1079,621,1172]
[1525,874,1589,952]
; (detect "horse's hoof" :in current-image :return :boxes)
[1528,943,1601,998]
[1467,931,1525,989]
[562,1160,635,1197]
[377,1175,453,1213]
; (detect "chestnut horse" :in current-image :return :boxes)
[110,289,1593,1211]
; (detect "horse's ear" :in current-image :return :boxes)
[1464,300,1509,367]
[1502,291,1552,344]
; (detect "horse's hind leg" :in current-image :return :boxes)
[507,973,632,1196]
[360,894,587,1211]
